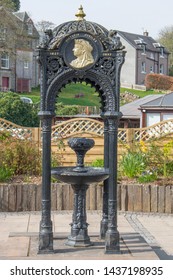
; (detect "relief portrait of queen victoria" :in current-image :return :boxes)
[70,39,94,68]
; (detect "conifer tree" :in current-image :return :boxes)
[0,0,20,12]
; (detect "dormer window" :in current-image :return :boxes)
[134,39,143,44]
[135,38,146,54]
[153,42,161,48]
[153,43,164,57]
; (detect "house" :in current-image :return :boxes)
[120,94,164,128]
[139,92,173,127]
[0,7,40,92]
[117,30,169,90]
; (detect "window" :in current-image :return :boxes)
[160,64,164,74]
[27,40,32,48]
[1,53,9,69]
[141,44,146,54]
[27,24,33,35]
[150,65,154,73]
[0,27,7,41]
[160,47,164,57]
[146,113,160,127]
[141,61,146,73]
[24,61,29,69]
[150,52,154,59]
[162,114,173,121]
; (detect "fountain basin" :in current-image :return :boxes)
[51,166,109,185]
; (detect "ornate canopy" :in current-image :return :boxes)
[37,6,125,114]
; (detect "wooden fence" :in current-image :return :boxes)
[1,117,173,166]
[0,183,172,213]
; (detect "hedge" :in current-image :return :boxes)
[145,73,173,91]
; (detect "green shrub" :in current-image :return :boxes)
[0,167,14,182]
[0,138,41,176]
[56,102,79,115]
[91,159,104,167]
[138,172,158,183]
[0,131,63,182]
[119,151,146,178]
[0,92,39,127]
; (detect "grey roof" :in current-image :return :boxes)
[117,30,169,54]
[140,92,173,108]
[13,12,27,22]
[120,94,163,119]
[13,11,39,38]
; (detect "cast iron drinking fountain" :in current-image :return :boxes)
[37,6,125,254]
[51,137,109,247]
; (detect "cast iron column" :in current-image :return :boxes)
[105,112,122,253]
[66,183,91,247]
[38,111,54,254]
[100,116,109,239]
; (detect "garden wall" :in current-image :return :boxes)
[0,183,172,213]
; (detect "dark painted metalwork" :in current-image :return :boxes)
[68,137,94,172]
[37,8,125,254]
[51,138,109,247]
[100,116,109,239]
[38,112,54,254]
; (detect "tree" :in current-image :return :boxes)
[0,3,19,52]
[157,25,173,76]
[0,0,20,11]
[12,0,20,11]
[0,92,39,127]
[36,20,55,33]
[35,20,55,43]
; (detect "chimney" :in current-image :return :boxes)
[143,30,149,36]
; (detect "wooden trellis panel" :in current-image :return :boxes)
[51,118,104,140]
[0,117,33,140]
[134,119,173,141]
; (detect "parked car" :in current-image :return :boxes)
[20,97,33,104]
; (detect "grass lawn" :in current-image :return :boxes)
[19,83,165,105]
[58,82,100,106]
[120,87,164,98]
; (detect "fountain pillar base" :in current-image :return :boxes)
[66,232,92,247]
[38,232,54,254]
[105,230,120,254]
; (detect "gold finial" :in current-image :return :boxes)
[75,5,86,21]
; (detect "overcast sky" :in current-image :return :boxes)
[20,0,173,39]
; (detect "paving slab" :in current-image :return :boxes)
[0,237,30,258]
[0,211,172,260]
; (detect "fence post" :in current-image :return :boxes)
[126,128,135,149]
[32,127,41,147]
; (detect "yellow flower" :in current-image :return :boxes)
[140,140,147,153]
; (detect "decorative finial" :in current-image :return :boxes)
[75,5,86,21]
